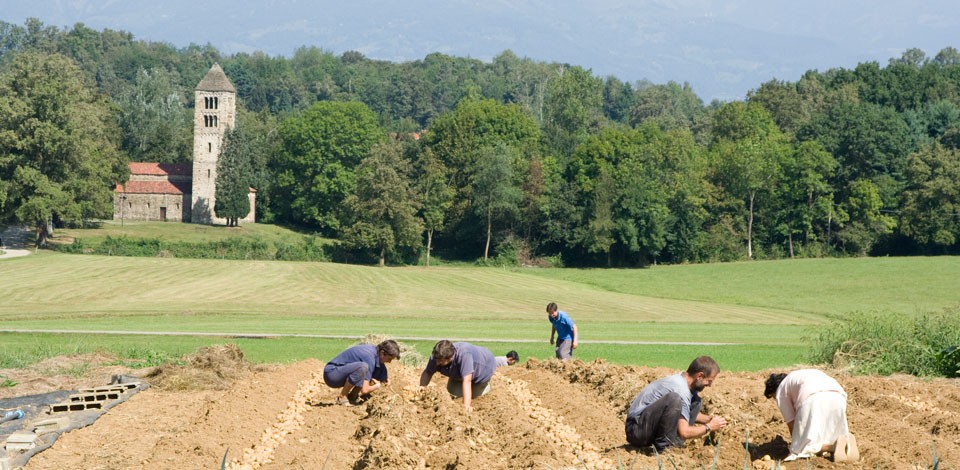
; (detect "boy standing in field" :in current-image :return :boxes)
[546,302,578,360]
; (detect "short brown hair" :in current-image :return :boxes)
[546,302,558,313]
[686,355,719,377]
[377,339,400,358]
[431,340,456,362]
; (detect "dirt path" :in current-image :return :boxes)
[9,355,960,469]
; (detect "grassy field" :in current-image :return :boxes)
[2,222,957,371]
[49,220,325,247]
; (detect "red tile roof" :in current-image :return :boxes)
[128,162,192,176]
[116,180,192,195]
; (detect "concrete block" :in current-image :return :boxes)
[49,401,102,413]
[33,417,69,434]
[69,391,121,402]
[5,431,36,444]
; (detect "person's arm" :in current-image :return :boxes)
[571,323,579,349]
[358,379,381,394]
[678,414,726,439]
[550,326,556,345]
[462,373,473,412]
[419,369,434,387]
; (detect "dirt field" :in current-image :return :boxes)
[2,348,958,470]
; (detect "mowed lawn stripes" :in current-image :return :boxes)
[2,253,814,326]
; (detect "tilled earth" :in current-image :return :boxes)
[3,350,958,469]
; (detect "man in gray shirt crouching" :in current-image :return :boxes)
[625,356,728,451]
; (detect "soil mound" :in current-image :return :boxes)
[145,343,251,390]
[12,353,960,469]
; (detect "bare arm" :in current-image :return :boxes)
[358,379,381,394]
[678,414,727,440]
[462,374,473,412]
[419,370,434,387]
[550,326,556,344]
[572,324,579,349]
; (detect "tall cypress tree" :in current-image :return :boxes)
[215,126,252,227]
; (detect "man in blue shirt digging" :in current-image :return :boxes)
[546,302,578,360]
[323,339,400,405]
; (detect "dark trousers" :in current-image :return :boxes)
[625,392,700,451]
[323,362,368,389]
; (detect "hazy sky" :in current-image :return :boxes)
[4,0,958,101]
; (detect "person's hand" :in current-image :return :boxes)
[549,338,554,345]
[707,415,727,431]
[464,404,473,414]
[572,340,578,349]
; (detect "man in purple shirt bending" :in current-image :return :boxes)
[323,339,400,405]
[419,340,496,413]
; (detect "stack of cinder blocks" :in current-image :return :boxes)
[48,382,140,413]
[1,418,69,469]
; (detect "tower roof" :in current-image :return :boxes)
[195,63,236,93]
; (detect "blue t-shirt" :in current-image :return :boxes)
[627,372,700,423]
[327,344,388,383]
[425,342,495,384]
[549,311,576,341]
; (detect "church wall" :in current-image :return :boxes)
[114,193,191,222]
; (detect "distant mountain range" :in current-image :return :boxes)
[4,0,957,101]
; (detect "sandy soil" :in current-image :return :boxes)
[2,350,958,469]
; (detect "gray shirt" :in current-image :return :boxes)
[495,356,509,368]
[627,372,700,424]
[424,342,496,384]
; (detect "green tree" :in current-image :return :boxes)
[900,143,960,249]
[710,102,789,259]
[835,179,896,255]
[215,126,253,227]
[471,143,522,261]
[343,141,423,266]
[414,147,453,267]
[543,65,604,157]
[0,51,126,246]
[774,140,837,256]
[420,98,540,251]
[629,81,706,132]
[273,101,383,232]
[117,67,191,163]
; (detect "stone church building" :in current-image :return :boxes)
[114,64,255,224]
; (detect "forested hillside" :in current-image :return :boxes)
[2,19,959,265]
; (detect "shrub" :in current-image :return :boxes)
[809,307,960,376]
[274,236,329,261]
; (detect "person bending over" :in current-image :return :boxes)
[625,355,728,451]
[764,369,853,461]
[420,340,496,413]
[323,339,399,405]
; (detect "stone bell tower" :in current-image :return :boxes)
[191,63,236,224]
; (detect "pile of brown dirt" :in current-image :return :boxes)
[12,355,960,469]
[144,343,255,391]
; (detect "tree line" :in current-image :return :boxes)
[1,19,959,264]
